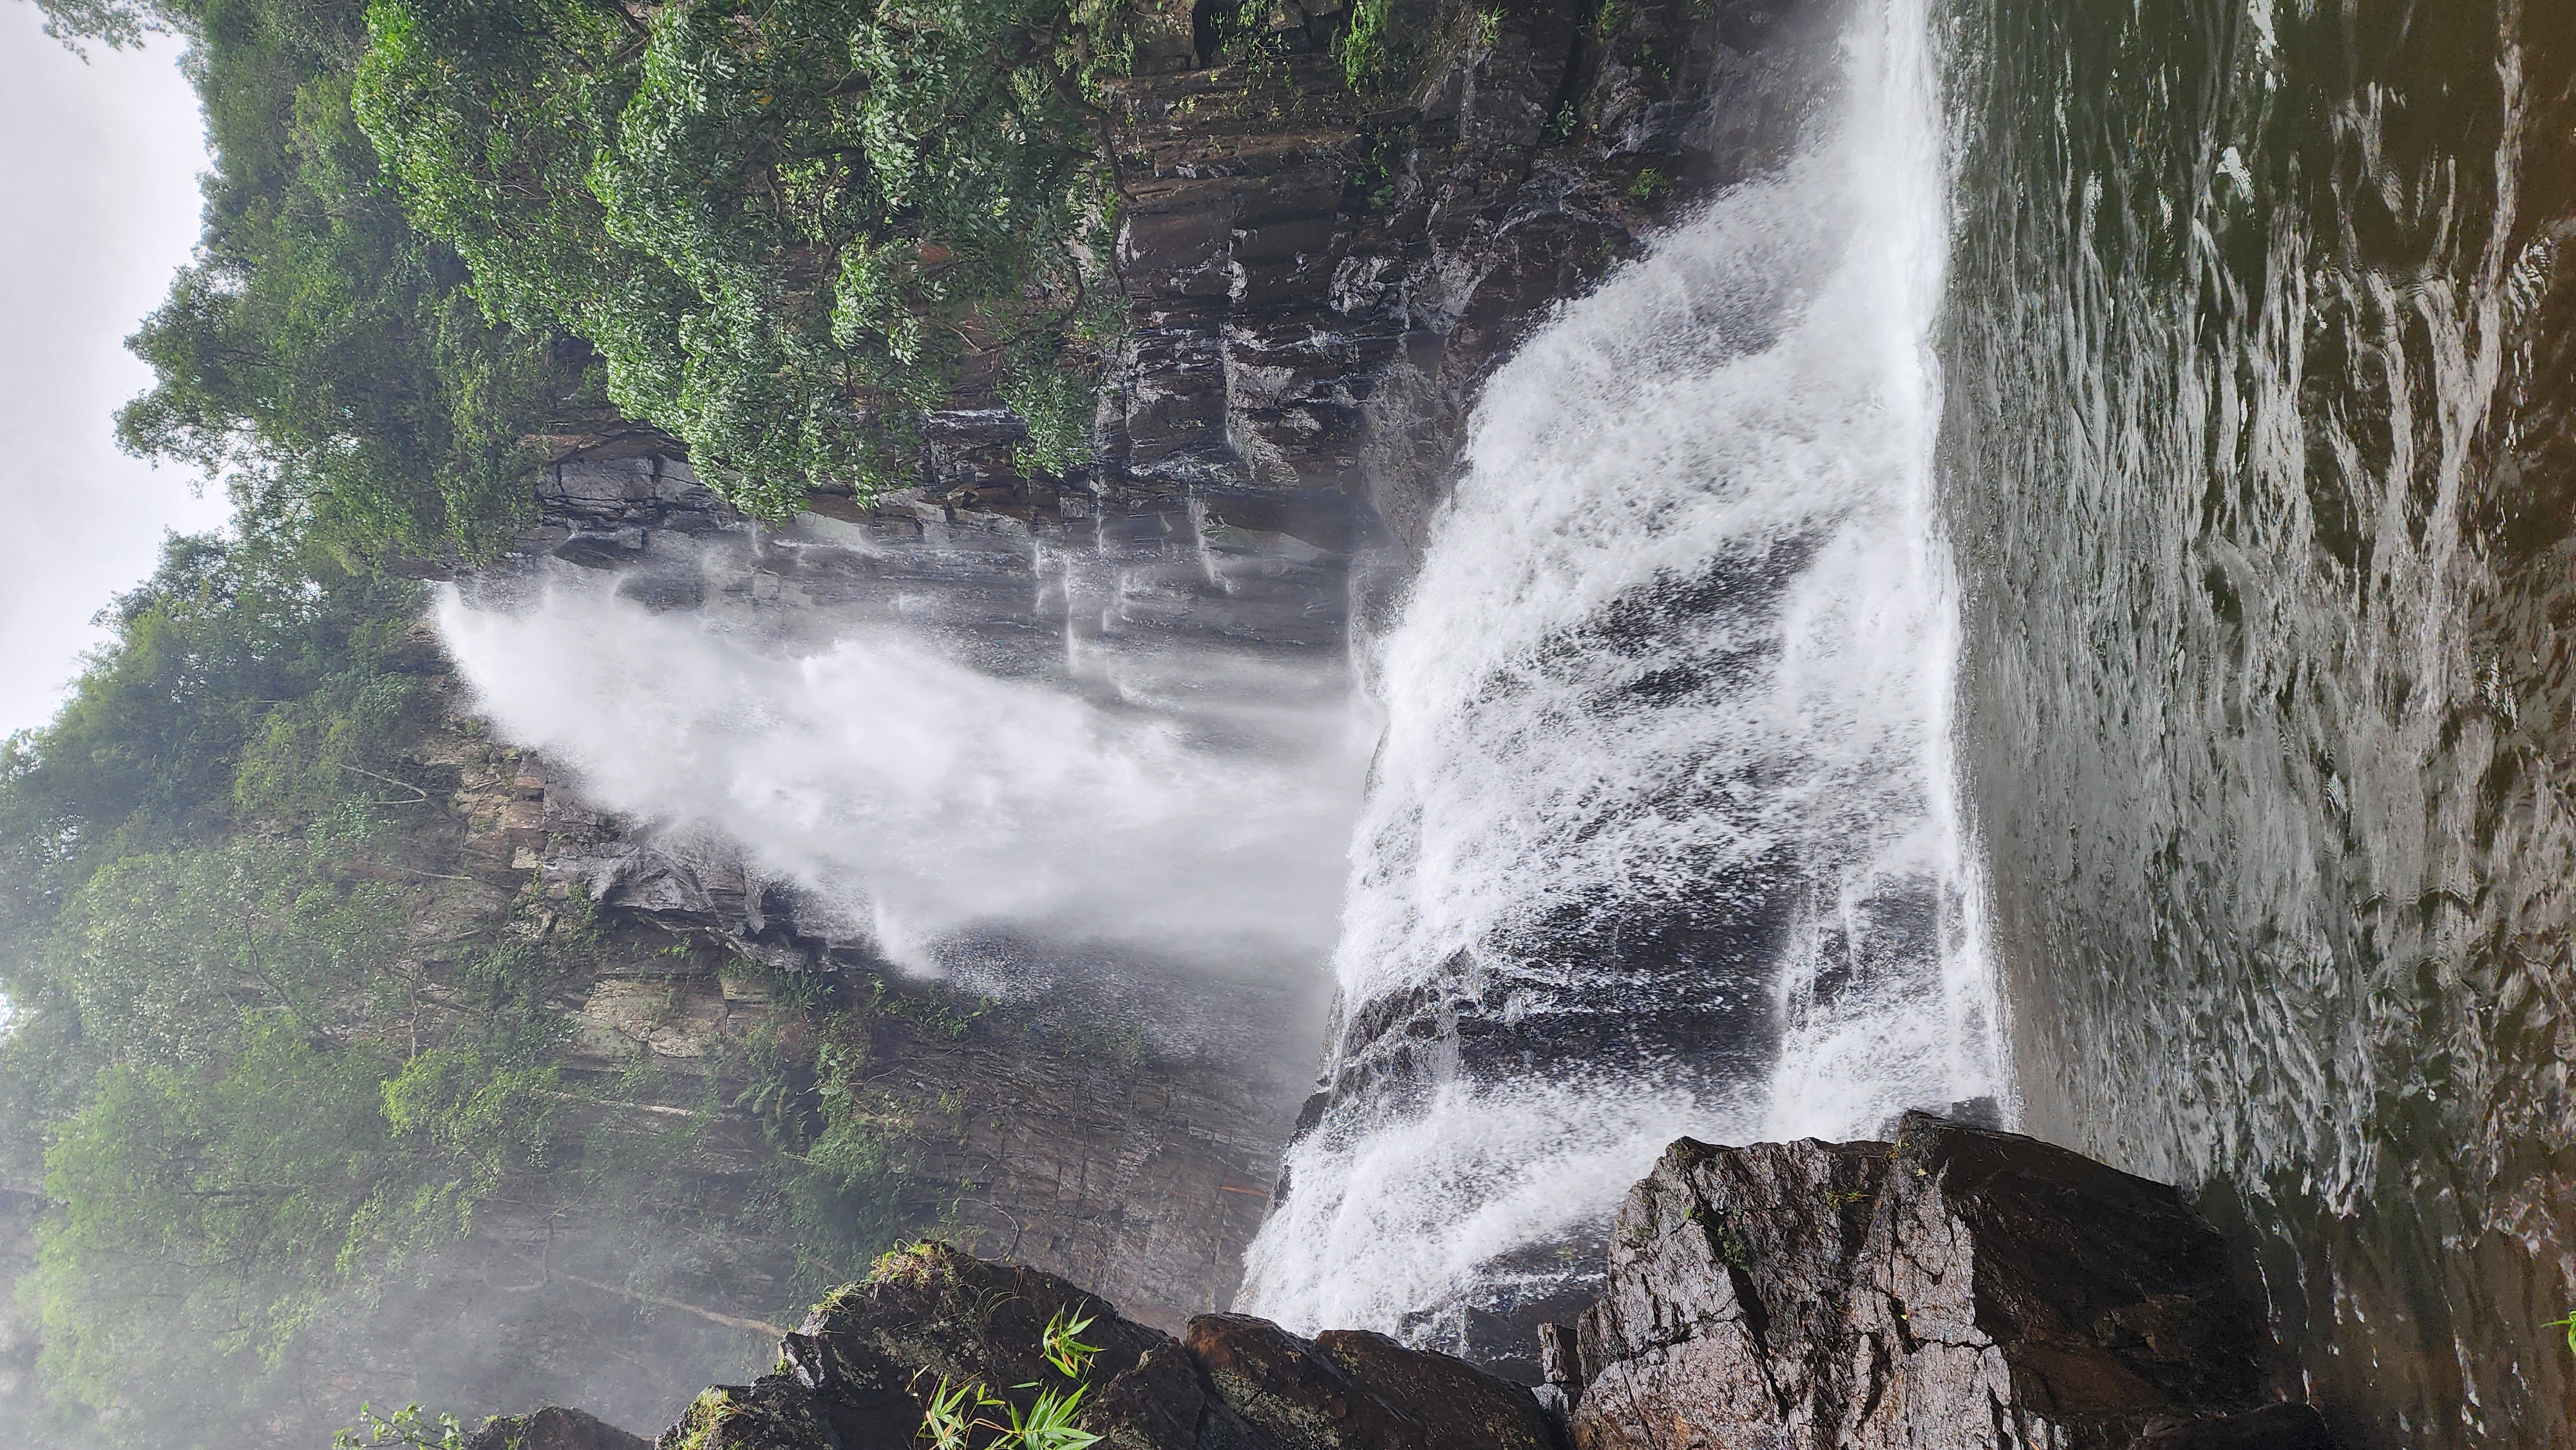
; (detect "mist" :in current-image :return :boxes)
[433,553,1374,983]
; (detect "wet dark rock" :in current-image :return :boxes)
[464,1406,652,1450]
[1187,1313,1432,1450]
[2129,1403,2334,1449]
[653,1373,842,1450]
[806,1243,1171,1413]
[499,1122,2311,1450]
[1567,1113,2282,1450]
[1097,0,1861,549]
[1305,1328,1561,1450]
[1175,1315,1559,1450]
[552,531,647,569]
[542,454,725,532]
[607,1241,1553,1450]
[1084,1343,1214,1450]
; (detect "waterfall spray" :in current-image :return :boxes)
[433,524,1372,990]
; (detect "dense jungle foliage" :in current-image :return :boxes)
[39,0,1132,553]
[0,524,546,1442]
[0,524,929,1447]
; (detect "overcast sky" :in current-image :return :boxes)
[0,6,222,739]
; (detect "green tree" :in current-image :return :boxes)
[99,0,590,560]
[355,0,1128,518]
[24,0,167,53]
[30,1013,557,1443]
[45,842,404,1067]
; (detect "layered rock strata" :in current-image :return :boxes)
[1098,0,1857,545]
[488,1116,2332,1450]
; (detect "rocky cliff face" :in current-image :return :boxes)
[479,1116,2331,1450]
[431,704,1319,1342]
[447,469,1348,1337]
[378,0,1891,1423]
[1566,1113,2284,1450]
[1097,0,1855,547]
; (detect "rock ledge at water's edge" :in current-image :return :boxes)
[482,1115,2331,1450]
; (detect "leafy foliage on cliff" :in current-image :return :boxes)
[96,0,589,560]
[354,0,1126,514]
[63,0,1133,538]
[0,531,554,1445]
[0,520,430,907]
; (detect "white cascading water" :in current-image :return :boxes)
[1238,0,2002,1337]
[433,572,1368,975]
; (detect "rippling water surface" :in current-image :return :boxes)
[1940,0,2576,1442]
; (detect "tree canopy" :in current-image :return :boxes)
[0,527,576,1447]
[348,0,1126,514]
[52,0,1133,541]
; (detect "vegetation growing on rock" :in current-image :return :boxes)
[53,0,1148,548]
[0,529,945,1447]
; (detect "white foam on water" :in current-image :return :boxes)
[1240,0,2000,1333]
[1249,1080,1747,1332]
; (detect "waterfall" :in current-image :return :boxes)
[431,514,1373,1031]
[1237,0,2000,1350]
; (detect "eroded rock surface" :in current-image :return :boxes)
[1097,0,1859,547]
[1569,1113,2286,1450]
[2132,1404,2335,1450]
[465,1406,654,1450]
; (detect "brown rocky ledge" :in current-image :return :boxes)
[478,1115,2331,1450]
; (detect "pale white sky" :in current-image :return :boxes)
[0,5,222,739]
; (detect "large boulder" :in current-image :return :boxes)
[640,1241,1551,1450]
[511,1117,2322,1450]
[1567,1113,2280,1450]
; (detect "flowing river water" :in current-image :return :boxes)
[1946,0,2576,1444]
